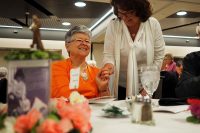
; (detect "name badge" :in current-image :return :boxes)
[69,67,80,90]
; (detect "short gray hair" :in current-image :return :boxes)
[0,67,7,77]
[65,25,92,43]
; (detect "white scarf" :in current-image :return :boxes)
[121,21,144,97]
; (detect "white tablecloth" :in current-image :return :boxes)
[90,101,199,133]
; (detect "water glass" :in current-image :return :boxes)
[139,65,160,98]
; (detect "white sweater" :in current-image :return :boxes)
[103,17,165,98]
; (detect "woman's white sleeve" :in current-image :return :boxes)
[103,20,116,66]
[153,19,165,69]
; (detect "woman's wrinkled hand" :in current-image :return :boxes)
[100,63,114,80]
[139,88,148,97]
[96,71,110,96]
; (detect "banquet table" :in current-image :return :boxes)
[90,101,199,133]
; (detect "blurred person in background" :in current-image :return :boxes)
[51,25,110,99]
[0,67,8,103]
[175,60,183,79]
[100,0,165,100]
[175,51,200,98]
[161,53,176,72]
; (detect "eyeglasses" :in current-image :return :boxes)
[70,39,91,45]
[118,10,134,18]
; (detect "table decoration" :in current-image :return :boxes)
[186,98,200,124]
[102,104,129,118]
[0,91,92,133]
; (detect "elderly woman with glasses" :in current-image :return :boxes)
[51,25,110,99]
[100,0,165,100]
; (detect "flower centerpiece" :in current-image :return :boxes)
[186,98,200,124]
[0,91,92,133]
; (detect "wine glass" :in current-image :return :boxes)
[139,65,160,98]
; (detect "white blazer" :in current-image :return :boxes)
[103,17,165,98]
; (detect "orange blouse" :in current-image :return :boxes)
[51,58,99,99]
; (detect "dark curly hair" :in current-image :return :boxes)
[111,0,152,22]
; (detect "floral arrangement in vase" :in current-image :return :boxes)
[0,91,92,133]
[186,98,200,124]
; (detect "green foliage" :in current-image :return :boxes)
[47,111,60,121]
[186,116,200,124]
[102,106,123,117]
[30,121,40,133]
[4,50,64,60]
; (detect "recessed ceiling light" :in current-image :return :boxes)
[74,1,86,7]
[176,11,187,16]
[62,22,71,26]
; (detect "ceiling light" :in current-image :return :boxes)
[176,11,187,16]
[40,28,69,32]
[89,8,114,31]
[62,22,71,26]
[0,25,23,29]
[74,1,86,7]
[163,35,198,39]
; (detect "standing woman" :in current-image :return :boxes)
[101,0,165,100]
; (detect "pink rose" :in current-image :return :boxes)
[57,102,91,133]
[14,109,41,133]
[37,118,73,133]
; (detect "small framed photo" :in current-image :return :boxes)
[7,60,51,116]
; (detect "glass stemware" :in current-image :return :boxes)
[139,65,160,98]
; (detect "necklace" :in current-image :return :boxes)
[70,58,88,81]
[80,63,88,81]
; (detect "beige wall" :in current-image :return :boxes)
[93,43,104,68]
[0,50,9,68]
[165,46,200,58]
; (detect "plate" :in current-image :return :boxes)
[89,96,116,104]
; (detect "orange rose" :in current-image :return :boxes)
[57,102,91,133]
[37,118,73,133]
[14,109,41,133]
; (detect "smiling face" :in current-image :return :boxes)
[117,8,139,27]
[66,32,91,58]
